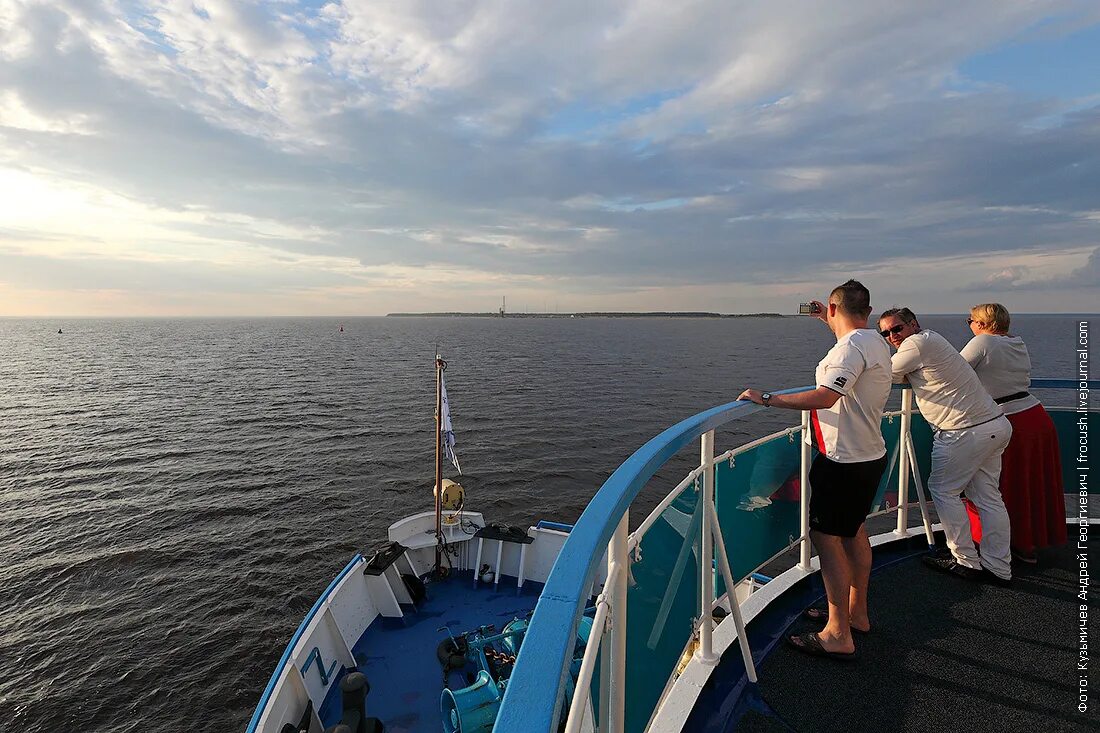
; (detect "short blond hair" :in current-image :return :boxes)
[970,303,1010,332]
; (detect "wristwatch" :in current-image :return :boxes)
[761,392,773,407]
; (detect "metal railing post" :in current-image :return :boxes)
[566,564,620,733]
[895,389,913,535]
[607,512,628,733]
[598,622,611,733]
[696,430,719,664]
[705,499,757,682]
[799,410,812,570]
[905,433,936,547]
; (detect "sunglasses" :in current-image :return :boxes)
[880,324,907,338]
[966,318,977,325]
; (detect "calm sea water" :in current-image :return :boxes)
[0,314,1088,732]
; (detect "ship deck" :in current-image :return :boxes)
[686,521,1087,733]
[328,571,543,732]
[742,542,1083,732]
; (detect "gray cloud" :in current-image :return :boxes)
[1062,246,1100,287]
[999,246,1100,290]
[0,248,357,294]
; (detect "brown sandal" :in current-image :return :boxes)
[786,632,859,661]
[802,607,870,635]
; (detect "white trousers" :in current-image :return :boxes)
[927,415,1013,580]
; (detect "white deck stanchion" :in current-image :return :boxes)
[706,499,757,683]
[905,434,936,546]
[564,563,620,733]
[599,615,611,733]
[473,538,484,587]
[493,540,503,590]
[608,513,629,733]
[696,430,719,665]
[895,389,913,535]
[799,410,812,570]
[517,542,528,590]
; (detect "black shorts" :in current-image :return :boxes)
[808,453,889,538]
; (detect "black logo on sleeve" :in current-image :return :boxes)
[833,376,848,388]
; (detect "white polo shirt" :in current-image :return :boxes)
[960,333,1040,415]
[890,329,1002,430]
[811,328,892,463]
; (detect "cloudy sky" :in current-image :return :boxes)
[1,0,1097,316]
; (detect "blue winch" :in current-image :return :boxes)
[439,615,593,733]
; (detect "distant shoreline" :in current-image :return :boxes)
[385,311,788,318]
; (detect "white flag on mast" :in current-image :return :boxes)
[441,376,462,474]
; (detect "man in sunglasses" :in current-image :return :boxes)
[877,308,1012,586]
[740,280,891,660]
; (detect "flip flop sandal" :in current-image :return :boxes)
[802,607,870,635]
[786,631,859,661]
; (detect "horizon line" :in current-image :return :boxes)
[3,311,1097,319]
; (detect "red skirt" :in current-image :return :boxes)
[967,404,1067,551]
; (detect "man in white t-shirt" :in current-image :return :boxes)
[878,307,1013,584]
[740,280,891,660]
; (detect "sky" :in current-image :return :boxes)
[0,0,1098,317]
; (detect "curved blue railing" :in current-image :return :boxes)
[495,377,1098,732]
[495,386,811,731]
[246,553,364,733]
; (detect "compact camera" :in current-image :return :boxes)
[798,302,822,315]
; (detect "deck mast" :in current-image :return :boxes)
[434,354,445,574]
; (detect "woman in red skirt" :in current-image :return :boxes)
[960,303,1066,563]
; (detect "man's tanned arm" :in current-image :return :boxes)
[738,386,842,410]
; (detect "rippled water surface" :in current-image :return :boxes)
[0,314,1087,732]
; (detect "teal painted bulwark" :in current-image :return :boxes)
[909,413,935,488]
[625,481,702,733]
[714,434,801,584]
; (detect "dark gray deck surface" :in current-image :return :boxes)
[741,542,1093,733]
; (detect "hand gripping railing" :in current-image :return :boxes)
[495,387,814,733]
